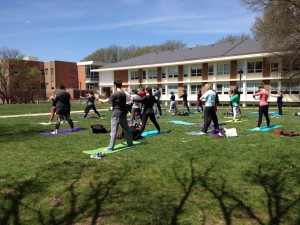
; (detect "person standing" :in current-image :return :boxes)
[133,87,160,137]
[153,86,162,116]
[234,86,242,116]
[253,84,270,130]
[196,90,203,112]
[130,90,142,125]
[123,88,132,115]
[97,80,133,151]
[230,89,240,122]
[271,90,283,115]
[180,89,190,113]
[47,89,57,124]
[199,83,219,135]
[80,91,101,118]
[51,85,74,134]
[169,91,178,114]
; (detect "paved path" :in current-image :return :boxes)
[0,110,109,118]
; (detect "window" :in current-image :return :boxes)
[168,85,178,96]
[161,68,166,79]
[291,82,300,94]
[271,59,280,72]
[208,64,214,75]
[191,85,202,95]
[148,69,157,79]
[247,61,263,73]
[270,82,278,94]
[223,84,230,93]
[183,66,189,77]
[281,82,290,94]
[40,82,46,89]
[217,63,230,75]
[162,86,166,95]
[168,67,178,78]
[216,84,222,94]
[191,65,202,77]
[247,83,260,94]
[143,71,146,79]
[237,62,244,72]
[130,70,139,80]
[44,69,48,75]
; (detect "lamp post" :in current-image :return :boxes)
[238,69,243,90]
[79,82,81,103]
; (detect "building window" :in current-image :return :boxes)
[143,71,146,79]
[130,70,139,80]
[237,62,244,72]
[223,84,230,93]
[161,68,166,79]
[271,59,280,72]
[270,82,278,94]
[216,84,222,94]
[41,82,46,89]
[168,67,178,78]
[208,64,214,75]
[291,82,300,94]
[247,82,260,94]
[191,85,202,95]
[148,69,157,79]
[162,86,166,95]
[217,63,230,75]
[247,61,263,73]
[191,65,202,77]
[168,85,178,96]
[183,66,189,77]
[44,69,48,75]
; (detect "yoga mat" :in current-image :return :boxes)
[39,121,78,125]
[224,119,246,123]
[248,125,282,132]
[199,122,227,128]
[83,141,146,154]
[76,115,104,119]
[40,127,86,136]
[168,120,196,125]
[210,132,225,138]
[141,130,170,137]
[185,129,214,136]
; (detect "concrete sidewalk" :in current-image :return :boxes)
[0,109,109,118]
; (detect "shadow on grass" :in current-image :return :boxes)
[198,162,300,225]
[0,161,130,225]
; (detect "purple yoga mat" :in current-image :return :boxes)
[199,122,226,128]
[40,127,86,136]
[210,131,225,138]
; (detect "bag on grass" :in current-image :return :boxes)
[90,124,108,133]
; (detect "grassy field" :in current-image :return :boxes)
[0,103,300,225]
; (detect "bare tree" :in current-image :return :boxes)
[214,33,251,44]
[242,0,300,79]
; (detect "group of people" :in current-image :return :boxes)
[47,81,284,150]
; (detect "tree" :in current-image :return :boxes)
[242,0,300,79]
[214,33,251,44]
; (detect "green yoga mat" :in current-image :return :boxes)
[83,141,146,155]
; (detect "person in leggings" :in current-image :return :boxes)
[134,87,160,136]
[47,89,57,124]
[80,91,101,118]
[253,84,270,130]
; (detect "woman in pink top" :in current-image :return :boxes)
[253,84,270,130]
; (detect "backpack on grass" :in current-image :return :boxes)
[90,124,108,133]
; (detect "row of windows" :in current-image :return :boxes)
[130,61,265,80]
[139,82,300,96]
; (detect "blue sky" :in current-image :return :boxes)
[0,0,258,62]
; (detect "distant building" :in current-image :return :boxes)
[91,39,300,106]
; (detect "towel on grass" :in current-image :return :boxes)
[141,130,170,137]
[248,125,282,132]
[83,141,146,154]
[168,120,196,125]
[40,127,86,135]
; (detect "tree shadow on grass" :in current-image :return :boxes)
[198,161,300,225]
[0,161,132,225]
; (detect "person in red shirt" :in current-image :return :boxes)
[253,84,270,130]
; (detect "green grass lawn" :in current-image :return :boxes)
[0,103,300,225]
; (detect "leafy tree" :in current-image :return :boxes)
[242,0,300,79]
[214,33,251,44]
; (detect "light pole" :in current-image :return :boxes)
[238,69,243,90]
[79,82,81,103]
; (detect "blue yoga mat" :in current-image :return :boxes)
[168,120,196,125]
[248,125,282,132]
[141,130,170,137]
[40,127,86,136]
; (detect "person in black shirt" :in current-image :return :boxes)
[51,85,74,134]
[134,87,160,137]
[180,89,190,113]
[80,92,101,118]
[196,90,203,112]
